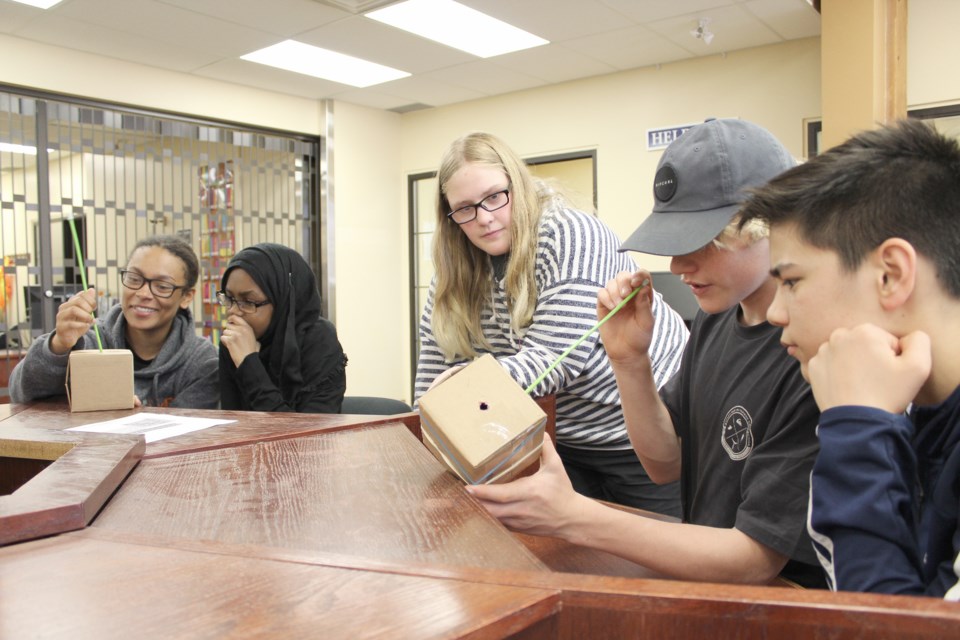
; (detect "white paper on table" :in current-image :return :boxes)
[66,413,236,443]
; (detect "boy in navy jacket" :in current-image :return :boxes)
[741,118,960,599]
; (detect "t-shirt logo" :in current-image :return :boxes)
[721,405,754,461]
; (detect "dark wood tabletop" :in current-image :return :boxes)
[0,424,142,545]
[0,529,560,639]
[93,421,549,572]
[3,401,960,639]
[0,400,417,458]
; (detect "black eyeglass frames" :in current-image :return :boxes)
[216,291,272,314]
[446,188,510,225]
[119,270,186,299]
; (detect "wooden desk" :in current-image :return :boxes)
[0,530,560,639]
[1,393,556,460]
[0,424,142,545]
[2,401,411,458]
[0,398,617,577]
[93,422,547,571]
[2,402,959,639]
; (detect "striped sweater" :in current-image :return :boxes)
[415,204,688,450]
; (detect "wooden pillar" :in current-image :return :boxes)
[820,0,907,149]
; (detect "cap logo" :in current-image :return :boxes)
[654,165,678,202]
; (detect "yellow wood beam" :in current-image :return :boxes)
[820,0,907,149]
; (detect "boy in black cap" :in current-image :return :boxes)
[741,119,960,598]
[468,118,824,587]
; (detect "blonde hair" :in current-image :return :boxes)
[430,132,554,361]
[712,213,768,250]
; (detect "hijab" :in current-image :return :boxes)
[219,243,322,404]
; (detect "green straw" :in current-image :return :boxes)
[66,215,104,351]
[525,279,650,394]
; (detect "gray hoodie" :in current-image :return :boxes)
[10,304,218,408]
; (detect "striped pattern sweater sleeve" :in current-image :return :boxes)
[415,205,688,449]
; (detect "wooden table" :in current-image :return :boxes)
[2,401,959,639]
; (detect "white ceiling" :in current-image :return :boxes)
[0,0,820,113]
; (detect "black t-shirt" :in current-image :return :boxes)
[490,253,508,281]
[132,351,154,371]
[660,305,823,585]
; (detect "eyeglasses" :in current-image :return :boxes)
[120,270,186,299]
[446,188,510,225]
[216,291,272,314]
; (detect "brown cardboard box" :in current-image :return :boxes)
[419,354,546,484]
[65,349,135,412]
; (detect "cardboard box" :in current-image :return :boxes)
[65,349,135,412]
[419,354,547,484]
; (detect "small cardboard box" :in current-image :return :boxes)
[419,354,547,484]
[65,349,135,412]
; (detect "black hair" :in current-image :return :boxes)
[740,118,960,297]
[129,235,200,289]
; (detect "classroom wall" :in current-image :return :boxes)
[328,102,407,400]
[907,0,959,109]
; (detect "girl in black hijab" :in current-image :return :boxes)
[218,243,346,412]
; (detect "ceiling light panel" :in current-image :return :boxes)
[365,0,548,58]
[241,40,410,87]
[8,0,63,8]
[0,143,38,155]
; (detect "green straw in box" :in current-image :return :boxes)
[525,279,649,395]
[66,215,104,351]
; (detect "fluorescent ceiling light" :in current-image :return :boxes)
[0,143,38,155]
[366,0,548,58]
[241,40,410,88]
[8,0,63,8]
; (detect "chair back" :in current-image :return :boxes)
[342,396,412,415]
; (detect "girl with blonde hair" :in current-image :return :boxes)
[415,132,688,515]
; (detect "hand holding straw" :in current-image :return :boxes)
[525,279,650,395]
[66,215,104,351]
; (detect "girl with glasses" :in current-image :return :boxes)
[218,243,347,413]
[10,235,218,408]
[415,132,689,517]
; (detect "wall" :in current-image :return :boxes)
[329,101,408,400]
[399,37,822,276]
[907,0,959,109]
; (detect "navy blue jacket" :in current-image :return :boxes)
[808,385,960,598]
